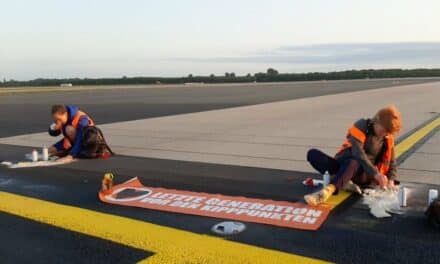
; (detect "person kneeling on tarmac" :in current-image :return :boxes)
[304,105,402,206]
[48,104,113,162]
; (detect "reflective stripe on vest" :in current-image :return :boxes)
[62,111,95,149]
[336,124,394,175]
[377,136,394,175]
[335,125,366,154]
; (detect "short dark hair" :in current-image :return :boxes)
[51,104,67,115]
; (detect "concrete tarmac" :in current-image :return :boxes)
[2,81,439,172]
[400,128,440,184]
[0,77,438,137]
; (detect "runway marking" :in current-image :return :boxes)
[0,117,437,263]
[325,116,440,207]
[0,191,328,264]
[394,117,440,158]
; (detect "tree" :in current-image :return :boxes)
[230,72,236,78]
[188,74,193,78]
[267,68,279,75]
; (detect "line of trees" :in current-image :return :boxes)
[2,68,440,87]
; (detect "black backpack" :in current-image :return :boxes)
[426,199,440,229]
[79,126,114,159]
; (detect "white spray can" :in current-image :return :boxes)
[31,149,38,162]
[42,146,49,161]
[323,171,330,186]
[428,189,438,205]
[398,186,408,207]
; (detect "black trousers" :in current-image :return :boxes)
[306,148,371,191]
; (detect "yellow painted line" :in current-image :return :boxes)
[324,191,352,208]
[0,191,329,264]
[325,116,440,207]
[394,117,440,157]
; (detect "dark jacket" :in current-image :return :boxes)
[335,118,397,180]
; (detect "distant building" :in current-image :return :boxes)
[60,83,73,87]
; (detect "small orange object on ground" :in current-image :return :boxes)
[101,173,114,195]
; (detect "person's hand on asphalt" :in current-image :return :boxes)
[374,173,388,188]
[387,179,398,191]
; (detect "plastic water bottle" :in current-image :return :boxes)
[42,146,49,161]
[428,189,438,205]
[31,149,38,162]
[323,171,330,186]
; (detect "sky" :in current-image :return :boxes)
[1,0,440,80]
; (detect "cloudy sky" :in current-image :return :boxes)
[1,0,440,80]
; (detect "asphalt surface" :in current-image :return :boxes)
[1,144,440,264]
[1,78,439,263]
[1,78,439,137]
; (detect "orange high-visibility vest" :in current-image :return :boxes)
[336,124,394,175]
[62,111,95,149]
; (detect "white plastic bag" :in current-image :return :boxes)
[362,188,404,218]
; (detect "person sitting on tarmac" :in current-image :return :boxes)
[48,104,113,162]
[304,105,402,206]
